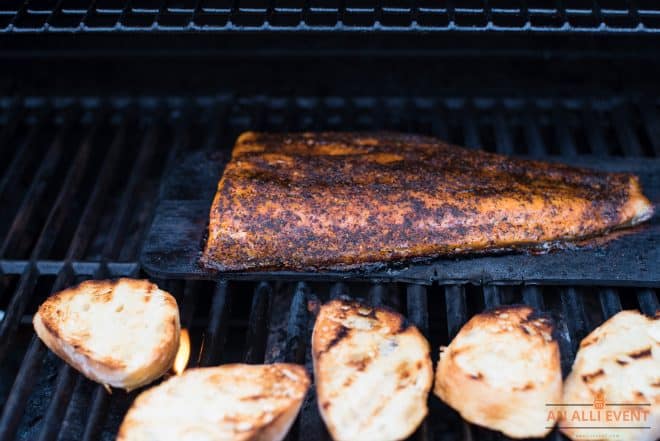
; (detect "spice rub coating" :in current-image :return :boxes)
[202,131,654,271]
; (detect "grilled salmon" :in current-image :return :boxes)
[202,131,654,271]
[312,299,433,441]
[560,310,659,441]
[33,279,180,391]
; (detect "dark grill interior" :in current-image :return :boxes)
[0,93,658,440]
[3,0,660,32]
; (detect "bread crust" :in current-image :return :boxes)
[33,278,180,391]
[312,299,433,441]
[117,363,310,441]
[434,305,562,439]
[561,310,659,441]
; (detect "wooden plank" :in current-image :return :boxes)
[141,152,660,286]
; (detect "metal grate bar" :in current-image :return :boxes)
[18,113,111,440]
[522,285,545,309]
[0,264,39,363]
[598,287,623,319]
[368,283,386,306]
[0,336,47,439]
[406,284,428,334]
[637,288,660,316]
[482,285,502,309]
[523,102,548,157]
[0,106,49,206]
[100,113,163,260]
[0,107,76,258]
[461,100,480,149]
[199,280,231,367]
[0,95,657,441]
[37,363,78,441]
[26,110,104,260]
[0,266,75,439]
[638,99,660,156]
[64,111,130,260]
[406,284,431,441]
[493,110,514,156]
[444,285,467,339]
[244,281,271,364]
[559,288,590,357]
[79,385,111,441]
[298,282,328,441]
[612,104,644,157]
[553,105,578,156]
[329,282,349,299]
[285,282,309,364]
[0,99,26,161]
[582,100,609,156]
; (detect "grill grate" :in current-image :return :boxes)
[0,94,658,440]
[2,0,660,33]
[1,276,658,440]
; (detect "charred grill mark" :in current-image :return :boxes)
[582,369,605,383]
[480,304,557,342]
[580,336,599,348]
[395,362,413,388]
[469,372,483,380]
[41,313,62,340]
[96,289,114,303]
[240,395,265,401]
[513,382,535,391]
[323,325,349,353]
[347,357,370,372]
[629,348,652,359]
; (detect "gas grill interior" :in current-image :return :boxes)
[1,2,660,440]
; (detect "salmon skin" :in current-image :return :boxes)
[201,131,654,272]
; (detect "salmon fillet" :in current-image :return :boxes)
[202,131,654,271]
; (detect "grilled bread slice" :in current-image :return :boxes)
[561,310,659,441]
[33,278,180,391]
[434,305,562,439]
[312,299,433,441]
[117,363,310,441]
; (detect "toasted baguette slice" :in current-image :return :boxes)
[312,299,433,441]
[33,278,180,391]
[561,310,659,441]
[434,305,562,439]
[118,363,310,441]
